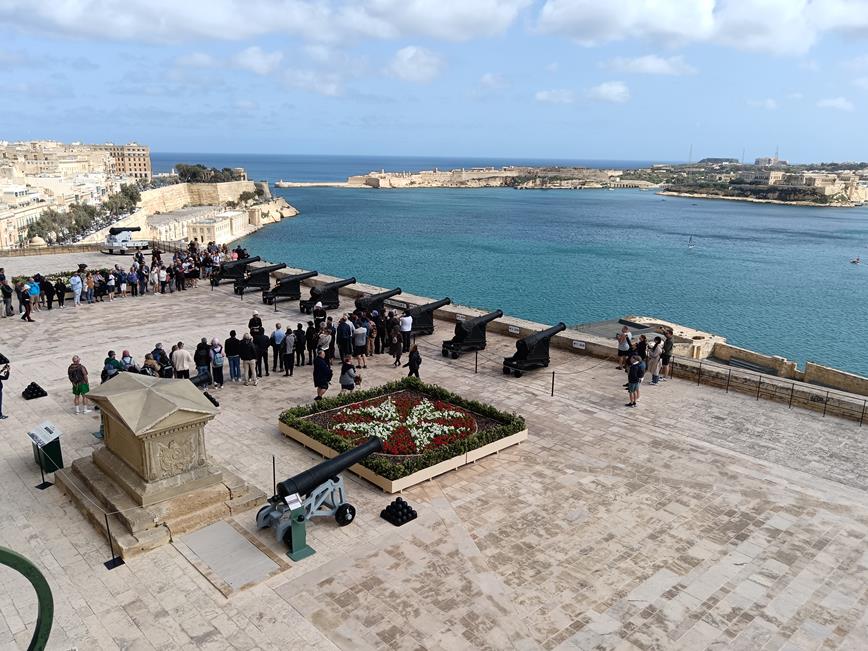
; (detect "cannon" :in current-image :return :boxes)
[355,288,402,315]
[407,297,451,336]
[233,263,287,296]
[502,322,566,377]
[210,256,261,286]
[103,226,149,254]
[442,310,503,359]
[256,436,383,560]
[300,277,356,313]
[262,270,318,305]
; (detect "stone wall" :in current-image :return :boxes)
[803,362,868,397]
[711,342,798,377]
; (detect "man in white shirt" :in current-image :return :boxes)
[171,341,195,379]
[399,312,413,353]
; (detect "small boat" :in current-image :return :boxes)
[688,235,695,249]
[851,256,861,264]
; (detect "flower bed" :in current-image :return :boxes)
[278,377,526,492]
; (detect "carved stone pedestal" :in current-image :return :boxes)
[56,374,264,559]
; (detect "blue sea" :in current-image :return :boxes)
[153,153,868,376]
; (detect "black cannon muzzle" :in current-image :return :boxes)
[248,263,287,276]
[278,271,318,285]
[355,288,401,310]
[277,436,383,498]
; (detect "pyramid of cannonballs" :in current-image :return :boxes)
[381,497,417,527]
[22,382,47,400]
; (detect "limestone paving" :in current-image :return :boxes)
[0,275,867,650]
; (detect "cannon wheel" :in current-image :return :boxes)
[513,370,523,378]
[335,503,356,527]
[451,352,459,359]
[441,349,448,357]
[256,505,272,527]
[502,366,511,375]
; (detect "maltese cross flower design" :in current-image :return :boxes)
[333,395,477,455]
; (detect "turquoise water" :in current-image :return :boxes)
[235,187,868,376]
[151,152,868,376]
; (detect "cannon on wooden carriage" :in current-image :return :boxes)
[210,256,261,287]
[262,271,318,305]
[233,263,287,296]
[441,309,503,359]
[299,277,356,313]
[407,297,451,336]
[256,436,383,560]
[354,288,402,315]
[502,322,566,377]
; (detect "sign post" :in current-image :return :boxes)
[28,421,63,490]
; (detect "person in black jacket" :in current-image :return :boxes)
[294,323,306,367]
[253,331,271,377]
[305,321,318,364]
[404,344,422,378]
[313,349,332,400]
[44,278,56,310]
[54,278,66,308]
[0,362,9,419]
[224,330,242,382]
[239,333,258,386]
[626,356,642,408]
[248,311,264,336]
[193,338,211,385]
[1,280,13,318]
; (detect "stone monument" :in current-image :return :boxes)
[56,374,265,558]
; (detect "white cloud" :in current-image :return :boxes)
[845,54,868,70]
[386,46,443,82]
[283,69,342,96]
[854,77,868,90]
[176,52,216,68]
[817,96,854,111]
[479,72,508,90]
[234,99,258,110]
[747,98,778,110]
[586,80,630,103]
[534,89,574,104]
[233,46,283,75]
[603,54,697,75]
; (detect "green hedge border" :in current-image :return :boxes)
[278,376,525,480]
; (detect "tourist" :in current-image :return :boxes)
[209,338,225,388]
[305,321,318,365]
[248,310,263,337]
[325,316,337,361]
[120,350,138,372]
[647,336,663,385]
[67,355,91,414]
[225,330,242,382]
[139,263,149,295]
[254,329,271,377]
[313,301,327,331]
[54,278,66,309]
[194,338,211,384]
[660,329,674,380]
[128,267,138,297]
[70,273,83,307]
[171,341,194,379]
[270,323,285,373]
[626,355,642,408]
[20,284,34,322]
[239,333,258,386]
[339,356,356,393]
[28,278,41,312]
[616,326,632,370]
[373,310,386,355]
[281,326,295,377]
[317,324,332,358]
[352,319,368,369]
[85,272,94,303]
[404,344,422,378]
[313,349,332,400]
[636,334,647,361]
[103,350,123,382]
[399,311,413,352]
[44,278,56,310]
[159,266,168,294]
[151,342,170,369]
[119,268,128,298]
[106,270,115,300]
[389,322,403,366]
[336,315,353,360]
[294,323,306,367]
[0,361,9,419]
[1,280,12,317]
[366,314,377,357]
[142,354,160,376]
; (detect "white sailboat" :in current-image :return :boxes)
[688,235,695,249]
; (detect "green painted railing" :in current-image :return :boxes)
[0,546,53,651]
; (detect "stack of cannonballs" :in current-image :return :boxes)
[381,497,417,527]
[22,382,47,400]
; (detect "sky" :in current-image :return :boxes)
[2,0,868,162]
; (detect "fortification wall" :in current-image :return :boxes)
[803,362,868,396]
[712,342,798,377]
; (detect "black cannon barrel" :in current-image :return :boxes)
[407,297,451,316]
[312,277,357,294]
[277,437,383,498]
[355,287,401,309]
[248,263,287,276]
[222,256,261,270]
[516,322,566,353]
[277,270,318,285]
[459,309,503,332]
[108,226,142,235]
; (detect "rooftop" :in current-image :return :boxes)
[0,260,866,650]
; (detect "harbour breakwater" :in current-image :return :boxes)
[237,259,868,420]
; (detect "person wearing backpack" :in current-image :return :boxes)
[209,338,225,388]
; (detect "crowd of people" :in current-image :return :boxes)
[0,243,250,322]
[616,325,674,408]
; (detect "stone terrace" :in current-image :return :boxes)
[1,272,867,650]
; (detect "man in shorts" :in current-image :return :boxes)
[626,355,642,407]
[616,325,632,370]
[68,355,91,414]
